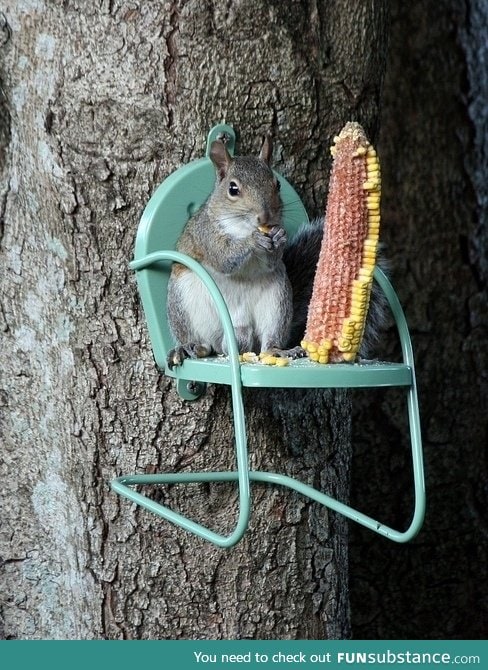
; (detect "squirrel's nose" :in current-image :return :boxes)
[257,208,270,226]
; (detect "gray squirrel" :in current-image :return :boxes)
[167,138,386,368]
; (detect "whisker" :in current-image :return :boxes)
[281,197,307,210]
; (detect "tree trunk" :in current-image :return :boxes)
[350,0,488,639]
[0,1,387,640]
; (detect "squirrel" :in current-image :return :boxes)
[167,138,386,369]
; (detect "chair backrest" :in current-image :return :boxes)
[132,125,310,369]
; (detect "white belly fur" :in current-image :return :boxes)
[177,266,284,353]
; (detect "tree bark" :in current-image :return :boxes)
[0,1,387,640]
[350,0,488,639]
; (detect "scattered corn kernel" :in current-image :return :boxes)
[242,351,259,363]
[260,355,277,365]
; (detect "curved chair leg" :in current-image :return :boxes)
[111,373,425,545]
[111,373,251,548]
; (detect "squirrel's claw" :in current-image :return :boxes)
[269,225,287,249]
[268,345,307,360]
[167,347,186,369]
[166,343,213,370]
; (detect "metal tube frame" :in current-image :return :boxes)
[111,252,425,547]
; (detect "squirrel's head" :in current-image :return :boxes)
[209,137,283,232]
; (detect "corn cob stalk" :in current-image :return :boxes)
[301,122,381,364]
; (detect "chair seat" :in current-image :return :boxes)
[170,357,413,389]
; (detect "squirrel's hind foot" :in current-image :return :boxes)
[167,343,213,370]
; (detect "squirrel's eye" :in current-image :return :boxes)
[228,181,240,197]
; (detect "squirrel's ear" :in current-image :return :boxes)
[259,135,273,165]
[210,140,232,180]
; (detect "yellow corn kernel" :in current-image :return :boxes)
[337,337,353,352]
[342,318,358,331]
[366,195,381,205]
[320,338,333,349]
[242,351,259,363]
[274,357,289,367]
[363,246,377,255]
[367,227,380,235]
[352,278,368,288]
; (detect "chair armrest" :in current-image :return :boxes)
[373,266,416,369]
[130,249,242,373]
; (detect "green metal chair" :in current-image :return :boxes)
[111,124,425,547]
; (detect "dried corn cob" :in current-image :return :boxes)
[301,122,381,363]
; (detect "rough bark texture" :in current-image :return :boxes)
[350,0,488,639]
[0,1,387,640]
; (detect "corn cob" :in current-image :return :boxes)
[301,122,381,364]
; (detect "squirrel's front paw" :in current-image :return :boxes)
[268,225,287,250]
[254,225,287,253]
